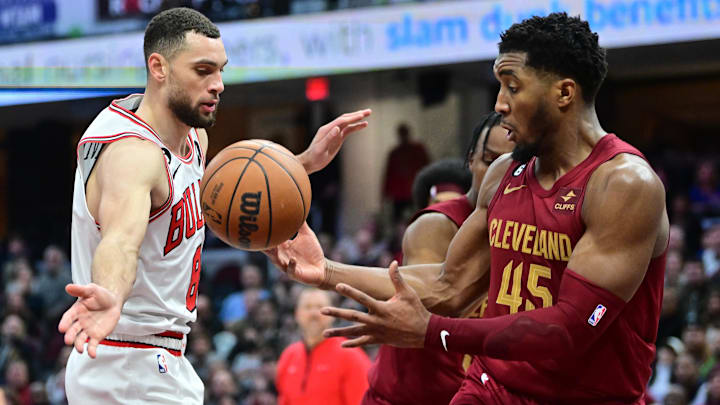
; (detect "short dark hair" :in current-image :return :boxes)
[143,7,220,69]
[466,111,502,166]
[412,158,472,209]
[499,12,607,103]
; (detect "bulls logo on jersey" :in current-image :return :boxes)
[164,180,205,255]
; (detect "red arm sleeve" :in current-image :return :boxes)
[424,269,627,361]
[341,347,371,405]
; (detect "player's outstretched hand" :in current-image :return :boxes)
[297,109,371,174]
[264,222,328,287]
[322,261,431,349]
[58,283,122,359]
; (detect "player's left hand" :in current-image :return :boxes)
[297,109,371,174]
[322,261,431,348]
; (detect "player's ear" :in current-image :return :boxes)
[556,79,576,108]
[147,53,168,82]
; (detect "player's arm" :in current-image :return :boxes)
[268,156,510,316]
[401,213,458,265]
[58,138,166,358]
[322,155,668,354]
[296,109,371,174]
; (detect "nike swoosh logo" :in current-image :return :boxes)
[503,184,527,195]
[440,330,450,352]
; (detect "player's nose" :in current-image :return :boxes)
[209,74,224,95]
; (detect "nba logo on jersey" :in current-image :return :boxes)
[157,353,169,374]
[588,304,607,326]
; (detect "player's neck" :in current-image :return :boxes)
[534,108,606,188]
[135,91,192,156]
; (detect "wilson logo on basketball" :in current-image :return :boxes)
[553,188,581,214]
[237,192,262,248]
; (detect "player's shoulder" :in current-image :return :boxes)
[407,212,458,237]
[590,153,664,200]
[584,153,666,224]
[98,137,167,181]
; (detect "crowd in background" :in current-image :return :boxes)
[0,148,718,405]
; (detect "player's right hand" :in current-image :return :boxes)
[264,222,327,287]
[58,283,122,359]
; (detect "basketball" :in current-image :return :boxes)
[200,140,311,251]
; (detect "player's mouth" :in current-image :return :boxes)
[501,123,515,141]
[200,100,218,113]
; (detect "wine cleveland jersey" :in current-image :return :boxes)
[473,134,666,404]
[71,94,206,336]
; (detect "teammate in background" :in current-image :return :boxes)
[270,13,669,404]
[276,288,371,405]
[363,113,514,405]
[411,158,471,208]
[58,8,370,404]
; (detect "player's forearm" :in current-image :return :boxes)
[323,260,449,310]
[91,236,139,305]
[424,269,626,360]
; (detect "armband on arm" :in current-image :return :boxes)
[424,269,626,361]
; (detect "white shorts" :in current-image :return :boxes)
[65,340,203,405]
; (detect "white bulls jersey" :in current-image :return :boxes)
[71,94,206,336]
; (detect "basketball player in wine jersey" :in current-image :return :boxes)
[362,113,513,405]
[58,7,370,404]
[269,13,668,404]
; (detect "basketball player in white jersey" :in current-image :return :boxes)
[58,7,370,404]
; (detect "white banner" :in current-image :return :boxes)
[1,0,720,87]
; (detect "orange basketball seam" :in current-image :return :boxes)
[226,146,308,219]
[224,149,262,242]
[249,160,273,249]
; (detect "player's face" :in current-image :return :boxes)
[468,125,515,191]
[493,52,557,163]
[167,31,227,128]
[295,290,333,338]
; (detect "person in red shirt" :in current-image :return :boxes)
[383,123,431,220]
[269,13,668,405]
[276,288,370,405]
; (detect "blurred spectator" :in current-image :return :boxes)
[689,161,720,215]
[650,343,681,403]
[34,246,69,277]
[703,225,720,279]
[664,384,689,405]
[44,346,70,405]
[680,261,710,325]
[4,360,31,405]
[702,366,720,405]
[208,367,239,405]
[659,287,686,345]
[187,331,217,383]
[682,324,715,379]
[276,288,370,405]
[0,315,39,381]
[219,264,270,328]
[673,353,703,404]
[383,123,430,221]
[667,250,685,289]
[31,247,73,322]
